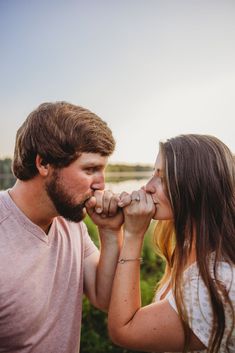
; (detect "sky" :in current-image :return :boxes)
[1,0,235,164]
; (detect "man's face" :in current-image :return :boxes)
[45,153,107,222]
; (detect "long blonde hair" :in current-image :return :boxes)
[154,220,175,292]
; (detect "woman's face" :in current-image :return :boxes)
[145,151,173,220]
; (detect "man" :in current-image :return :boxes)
[0,102,123,353]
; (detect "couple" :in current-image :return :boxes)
[0,101,234,353]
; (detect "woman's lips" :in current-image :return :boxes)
[152,198,159,205]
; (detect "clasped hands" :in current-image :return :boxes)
[85,189,155,236]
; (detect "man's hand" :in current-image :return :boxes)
[84,190,124,311]
[85,190,124,232]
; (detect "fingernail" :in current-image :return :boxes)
[96,208,102,214]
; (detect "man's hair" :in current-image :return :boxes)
[13,101,115,180]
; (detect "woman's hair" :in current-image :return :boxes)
[154,220,175,291]
[154,134,235,353]
[13,101,115,180]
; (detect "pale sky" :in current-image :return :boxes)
[1,0,235,164]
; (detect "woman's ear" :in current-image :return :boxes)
[35,154,50,176]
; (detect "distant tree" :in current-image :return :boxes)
[0,158,12,174]
[0,158,15,190]
[106,164,153,173]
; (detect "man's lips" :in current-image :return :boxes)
[81,195,93,208]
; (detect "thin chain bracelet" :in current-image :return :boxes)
[118,258,143,264]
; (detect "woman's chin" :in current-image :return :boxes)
[152,212,158,220]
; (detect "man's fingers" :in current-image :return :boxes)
[85,196,96,209]
[102,190,113,214]
[93,190,104,214]
[109,194,120,216]
[87,190,121,217]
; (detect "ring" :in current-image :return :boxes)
[132,195,140,201]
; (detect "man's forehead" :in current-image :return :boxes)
[77,152,108,165]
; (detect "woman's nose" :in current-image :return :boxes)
[145,179,156,194]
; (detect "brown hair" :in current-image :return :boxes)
[13,101,115,180]
[154,134,235,352]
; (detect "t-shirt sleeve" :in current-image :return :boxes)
[80,221,99,258]
[167,262,235,347]
[167,273,212,347]
[167,261,235,349]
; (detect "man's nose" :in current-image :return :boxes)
[91,173,105,191]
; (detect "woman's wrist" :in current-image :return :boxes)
[124,229,146,240]
[120,234,143,257]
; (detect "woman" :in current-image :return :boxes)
[108,134,235,353]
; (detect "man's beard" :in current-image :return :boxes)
[45,170,88,223]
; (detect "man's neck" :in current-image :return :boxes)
[9,179,56,233]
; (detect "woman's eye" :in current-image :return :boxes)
[156,176,165,185]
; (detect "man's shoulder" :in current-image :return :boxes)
[0,191,11,223]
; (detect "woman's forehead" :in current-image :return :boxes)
[154,152,164,175]
[154,151,163,168]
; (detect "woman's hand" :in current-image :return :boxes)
[120,189,155,237]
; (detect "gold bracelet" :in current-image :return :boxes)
[118,258,143,264]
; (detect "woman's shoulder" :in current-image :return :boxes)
[182,255,235,312]
[167,256,235,351]
[185,254,235,287]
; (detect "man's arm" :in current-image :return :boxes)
[84,191,123,311]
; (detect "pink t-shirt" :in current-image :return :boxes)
[0,190,98,353]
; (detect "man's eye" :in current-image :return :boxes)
[86,167,100,174]
[85,168,95,174]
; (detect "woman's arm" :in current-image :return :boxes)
[108,190,205,352]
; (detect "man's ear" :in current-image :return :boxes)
[35,155,50,176]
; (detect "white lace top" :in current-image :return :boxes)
[154,260,235,352]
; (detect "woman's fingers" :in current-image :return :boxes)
[131,191,140,202]
[118,191,132,207]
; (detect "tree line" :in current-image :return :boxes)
[0,158,15,190]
